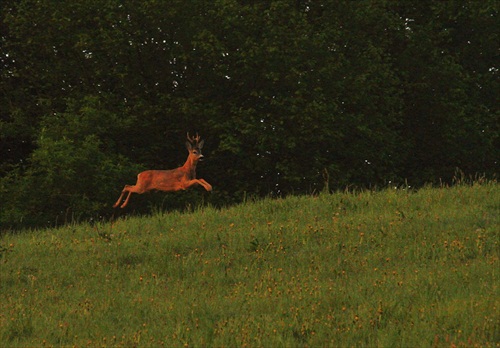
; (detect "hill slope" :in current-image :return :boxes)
[1,183,498,346]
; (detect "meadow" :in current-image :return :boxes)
[0,182,498,347]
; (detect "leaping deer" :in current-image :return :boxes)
[113,133,212,208]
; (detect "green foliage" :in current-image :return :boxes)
[0,97,143,228]
[0,183,498,346]
[0,0,498,229]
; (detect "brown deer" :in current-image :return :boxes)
[113,133,212,208]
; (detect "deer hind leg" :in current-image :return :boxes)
[120,185,138,208]
[113,186,130,208]
[113,184,145,208]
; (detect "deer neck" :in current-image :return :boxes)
[182,156,198,178]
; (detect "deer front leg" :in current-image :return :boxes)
[198,179,212,191]
[184,179,212,191]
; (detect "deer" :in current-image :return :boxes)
[113,133,212,208]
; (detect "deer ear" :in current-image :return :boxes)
[186,141,192,150]
[198,140,204,149]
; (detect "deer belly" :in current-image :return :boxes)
[140,171,185,192]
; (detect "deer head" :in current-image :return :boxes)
[186,132,205,162]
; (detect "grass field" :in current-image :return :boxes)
[1,182,498,347]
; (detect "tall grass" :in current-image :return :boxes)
[1,182,498,347]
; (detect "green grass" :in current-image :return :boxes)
[1,182,499,347]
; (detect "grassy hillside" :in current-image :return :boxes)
[1,183,498,347]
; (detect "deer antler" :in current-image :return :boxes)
[187,132,201,144]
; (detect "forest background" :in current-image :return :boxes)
[0,0,498,230]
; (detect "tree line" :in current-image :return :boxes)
[1,0,498,229]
